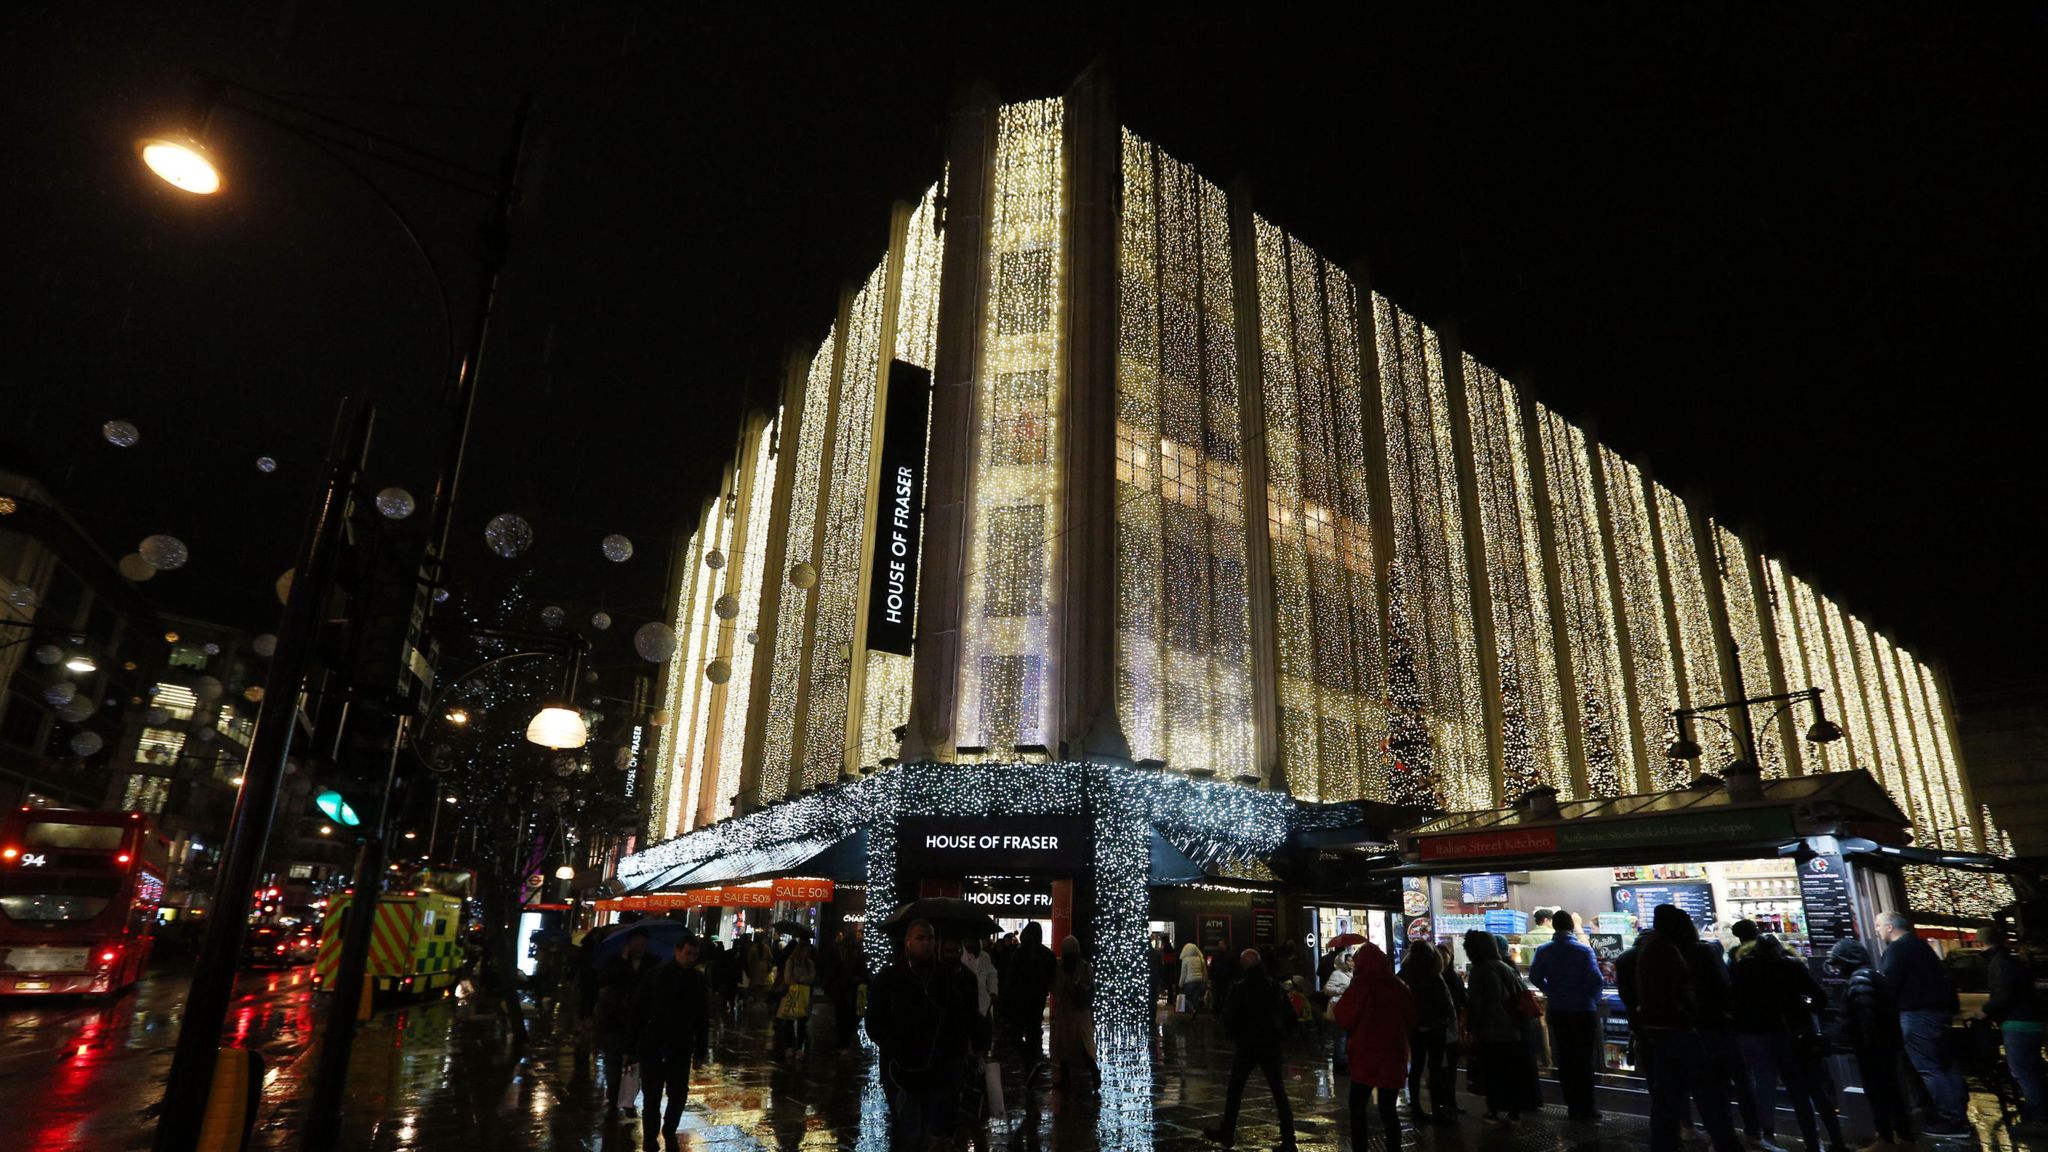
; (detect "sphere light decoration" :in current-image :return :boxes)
[193,726,216,743]
[554,864,576,880]
[705,549,726,570]
[203,642,220,656]
[788,561,817,590]
[145,707,171,726]
[745,630,760,645]
[192,676,224,702]
[70,731,105,757]
[7,585,38,611]
[374,487,416,520]
[139,534,190,571]
[484,513,533,558]
[58,696,97,723]
[33,644,63,666]
[705,658,731,685]
[590,611,612,631]
[648,709,671,727]
[525,706,588,750]
[433,588,450,604]
[102,420,140,447]
[601,534,634,562]
[244,686,265,703]
[43,682,77,708]
[540,605,566,629]
[713,593,740,620]
[252,633,277,658]
[633,622,678,663]
[256,456,277,473]
[118,553,156,582]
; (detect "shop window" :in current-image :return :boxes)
[167,644,210,671]
[122,773,170,815]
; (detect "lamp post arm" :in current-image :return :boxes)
[203,75,509,193]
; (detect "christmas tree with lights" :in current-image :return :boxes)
[1381,569,1438,808]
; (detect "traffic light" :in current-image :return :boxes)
[315,790,361,827]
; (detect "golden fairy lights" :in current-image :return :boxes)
[710,418,777,823]
[1711,525,1784,776]
[1115,132,1254,778]
[1652,483,1735,768]
[758,333,838,801]
[958,98,1065,752]
[1599,449,1683,791]
[676,489,730,831]
[1537,408,1629,797]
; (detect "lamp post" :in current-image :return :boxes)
[143,76,533,1152]
[1666,685,1844,773]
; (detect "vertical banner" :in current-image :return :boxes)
[865,360,932,656]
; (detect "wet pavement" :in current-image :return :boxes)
[0,966,2039,1151]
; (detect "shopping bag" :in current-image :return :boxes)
[618,1062,642,1108]
[984,1059,1006,1118]
[1175,993,1189,1013]
[776,984,812,1021]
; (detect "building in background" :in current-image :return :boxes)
[1959,677,2048,858]
[621,74,2009,1036]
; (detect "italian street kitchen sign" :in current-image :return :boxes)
[864,360,931,657]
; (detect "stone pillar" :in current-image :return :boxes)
[1439,328,1509,804]
[1742,528,1807,776]
[1227,183,1284,786]
[901,84,998,764]
[737,350,811,812]
[1520,383,1590,798]
[1584,428,1655,793]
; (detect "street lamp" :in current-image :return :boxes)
[64,654,98,674]
[137,137,222,194]
[1666,686,1844,767]
[554,864,575,881]
[525,706,588,750]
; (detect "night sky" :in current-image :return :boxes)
[5,6,2041,698]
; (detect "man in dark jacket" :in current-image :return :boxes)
[629,936,711,1151]
[868,920,984,1152]
[1875,911,1970,1137]
[1205,949,1298,1151]
[598,930,661,1116]
[1827,938,1913,1147]
[1001,921,1057,1068]
[1615,905,1741,1152]
[1983,923,2045,1125]
[1531,910,1604,1121]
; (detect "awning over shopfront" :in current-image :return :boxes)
[624,828,868,893]
[1393,770,1912,874]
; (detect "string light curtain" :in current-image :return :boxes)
[1599,448,1685,791]
[708,417,777,824]
[1709,524,1786,776]
[1460,358,1567,797]
[676,489,730,831]
[1376,296,1487,809]
[1536,407,1630,797]
[1114,132,1254,779]
[649,518,706,840]
[757,334,838,802]
[1651,483,1736,769]
[958,99,1065,753]
[1782,568,1847,774]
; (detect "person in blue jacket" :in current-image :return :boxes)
[1529,910,1605,1122]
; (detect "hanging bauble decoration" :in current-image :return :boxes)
[140,534,189,571]
[256,456,277,473]
[192,676,223,702]
[714,593,740,620]
[745,630,759,645]
[375,487,416,520]
[789,562,817,589]
[203,642,220,656]
[102,420,139,447]
[705,549,726,570]
[33,644,63,665]
[484,513,533,558]
[275,569,295,604]
[590,611,612,631]
[70,731,104,757]
[118,553,156,582]
[601,534,634,562]
[704,659,732,685]
[633,622,678,662]
[540,606,566,629]
[43,682,77,708]
[8,585,39,610]
[59,696,96,723]
[145,707,171,726]
[252,634,277,658]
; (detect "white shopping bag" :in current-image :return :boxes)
[618,1062,642,1110]
[1176,993,1189,1013]
[984,1060,1005,1118]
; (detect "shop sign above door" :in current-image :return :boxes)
[1417,808,1798,862]
[897,815,1091,872]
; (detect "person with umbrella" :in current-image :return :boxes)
[630,933,711,1151]
[867,918,985,1151]
[597,921,662,1119]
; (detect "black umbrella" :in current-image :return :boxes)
[771,920,813,939]
[595,919,692,958]
[879,898,1001,939]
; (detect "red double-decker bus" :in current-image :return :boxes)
[0,808,169,996]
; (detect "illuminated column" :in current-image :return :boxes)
[1518,383,1588,798]
[1228,180,1283,786]
[902,85,997,763]
[1644,477,1697,780]
[1058,65,1127,760]
[777,286,851,797]
[1439,331,1508,803]
[737,350,798,807]
[1688,502,1750,765]
[1743,539,1806,776]
[1584,433,1653,792]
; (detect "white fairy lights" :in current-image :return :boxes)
[760,333,839,802]
[1537,408,1629,796]
[1710,525,1783,776]
[1599,448,1683,791]
[710,418,777,823]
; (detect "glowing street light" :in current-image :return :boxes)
[138,138,222,195]
[524,706,587,750]
[445,709,469,726]
[553,864,575,881]
[65,655,98,674]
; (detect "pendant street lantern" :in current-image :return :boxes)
[137,138,223,194]
[525,706,588,750]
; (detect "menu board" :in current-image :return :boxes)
[1252,907,1277,945]
[1611,882,1716,930]
[1461,873,1510,905]
[1798,854,1856,964]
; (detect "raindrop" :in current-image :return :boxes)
[256,456,277,473]
[484,513,533,559]
[601,534,634,562]
[139,534,190,571]
[375,487,416,520]
[633,622,678,663]
[101,420,140,448]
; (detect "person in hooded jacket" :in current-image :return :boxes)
[1825,938,1912,1149]
[1463,930,1541,1123]
[1730,934,1846,1152]
[1615,904,1743,1152]
[1334,941,1417,1151]
[1180,941,1210,1015]
[1399,940,1458,1122]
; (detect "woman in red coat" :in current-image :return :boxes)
[1333,941,1418,1152]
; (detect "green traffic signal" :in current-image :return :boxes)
[315,790,361,827]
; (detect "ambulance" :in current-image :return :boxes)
[314,887,466,998]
